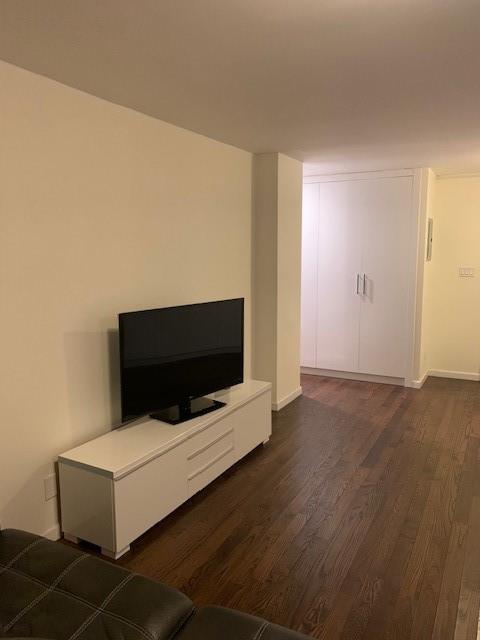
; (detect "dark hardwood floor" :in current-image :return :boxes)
[117,374,480,639]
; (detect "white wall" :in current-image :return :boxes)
[0,61,253,537]
[425,175,480,377]
[253,153,303,408]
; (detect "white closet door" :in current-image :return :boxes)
[315,181,362,372]
[301,183,319,367]
[358,177,412,377]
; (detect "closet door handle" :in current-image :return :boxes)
[356,274,360,295]
[362,274,367,295]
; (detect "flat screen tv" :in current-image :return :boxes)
[119,298,244,424]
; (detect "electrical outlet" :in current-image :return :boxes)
[44,474,57,502]
[459,267,475,278]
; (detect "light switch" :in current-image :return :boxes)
[459,267,475,277]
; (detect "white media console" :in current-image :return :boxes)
[58,380,272,559]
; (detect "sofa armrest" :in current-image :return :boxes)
[176,606,311,640]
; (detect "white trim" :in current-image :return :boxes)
[410,370,429,389]
[42,523,61,541]
[272,387,302,411]
[436,172,480,180]
[303,169,414,184]
[301,367,404,386]
[429,369,480,381]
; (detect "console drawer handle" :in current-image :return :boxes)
[188,446,234,481]
[187,428,234,461]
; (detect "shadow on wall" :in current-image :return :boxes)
[62,327,122,447]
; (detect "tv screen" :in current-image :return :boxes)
[119,298,244,423]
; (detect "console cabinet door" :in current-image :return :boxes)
[115,447,188,551]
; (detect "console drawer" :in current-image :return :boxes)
[187,427,235,495]
[184,415,232,455]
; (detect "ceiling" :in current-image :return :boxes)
[1,0,480,174]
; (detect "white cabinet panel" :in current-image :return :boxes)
[358,177,412,377]
[233,392,271,459]
[315,181,362,372]
[59,464,115,551]
[300,183,319,367]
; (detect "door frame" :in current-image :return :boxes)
[303,168,427,388]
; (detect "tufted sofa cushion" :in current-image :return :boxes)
[0,529,311,640]
[0,529,193,640]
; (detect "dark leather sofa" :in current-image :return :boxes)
[0,529,310,640]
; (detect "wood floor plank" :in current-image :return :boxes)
[454,492,480,640]
[99,374,480,640]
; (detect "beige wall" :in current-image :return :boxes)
[425,175,480,377]
[252,154,278,391]
[418,169,436,379]
[0,61,253,537]
[276,155,303,403]
[253,153,302,407]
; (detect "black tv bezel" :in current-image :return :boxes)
[118,298,244,423]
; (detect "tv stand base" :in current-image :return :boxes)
[150,397,226,425]
[58,380,272,560]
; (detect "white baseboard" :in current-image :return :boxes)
[411,370,430,389]
[42,523,61,541]
[301,367,404,386]
[302,367,480,387]
[272,387,302,411]
[428,369,480,382]
[301,367,479,389]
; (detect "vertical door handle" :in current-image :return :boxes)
[362,274,367,295]
[356,274,360,295]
